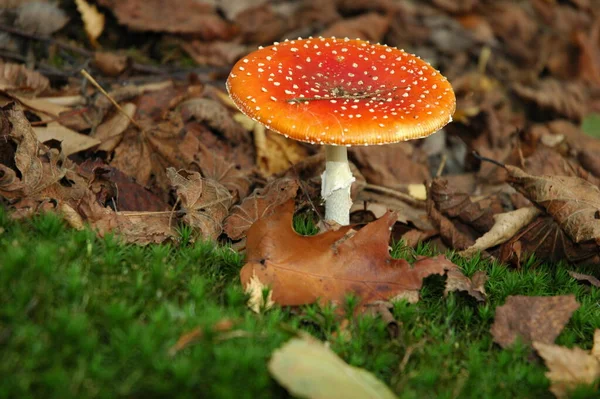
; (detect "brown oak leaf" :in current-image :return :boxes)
[240,200,459,309]
[491,295,580,348]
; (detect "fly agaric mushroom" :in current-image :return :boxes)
[227,37,455,225]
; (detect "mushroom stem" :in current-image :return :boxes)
[321,145,355,225]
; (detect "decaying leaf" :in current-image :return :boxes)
[460,207,542,257]
[0,61,49,95]
[513,79,588,121]
[224,178,299,240]
[533,330,600,399]
[180,98,246,143]
[507,165,600,244]
[193,143,251,200]
[92,103,136,152]
[167,167,233,240]
[491,295,580,348]
[269,336,397,399]
[240,200,459,309]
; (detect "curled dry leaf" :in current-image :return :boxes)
[240,200,458,309]
[426,195,475,251]
[0,61,49,95]
[444,270,487,302]
[223,178,299,240]
[460,207,542,257]
[507,165,600,244]
[533,330,600,399]
[167,167,233,241]
[269,336,397,399]
[567,271,600,288]
[429,178,495,233]
[491,295,580,348]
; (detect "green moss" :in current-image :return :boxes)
[0,209,598,398]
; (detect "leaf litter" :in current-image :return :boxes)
[2,0,600,397]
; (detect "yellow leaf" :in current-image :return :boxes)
[75,0,105,46]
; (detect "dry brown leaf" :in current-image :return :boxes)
[240,200,458,309]
[224,178,299,240]
[460,207,542,257]
[498,216,600,266]
[513,80,588,121]
[75,0,105,46]
[33,123,100,156]
[567,271,600,288]
[76,191,175,244]
[180,98,246,142]
[193,144,251,201]
[79,161,169,212]
[98,0,236,39]
[507,165,600,244]
[0,103,88,202]
[93,51,129,76]
[491,295,580,348]
[92,103,136,152]
[444,270,487,302]
[180,40,250,67]
[350,143,430,188]
[426,194,476,251]
[429,178,496,234]
[533,330,600,399]
[167,168,233,241]
[319,12,390,42]
[0,61,49,95]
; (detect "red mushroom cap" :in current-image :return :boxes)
[227,37,455,146]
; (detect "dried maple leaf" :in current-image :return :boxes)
[167,168,232,240]
[223,178,299,240]
[193,143,251,201]
[240,200,458,309]
[507,165,600,244]
[491,295,580,348]
[533,330,600,399]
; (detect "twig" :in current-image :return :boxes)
[363,183,426,208]
[471,150,506,168]
[80,69,142,130]
[435,154,447,177]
